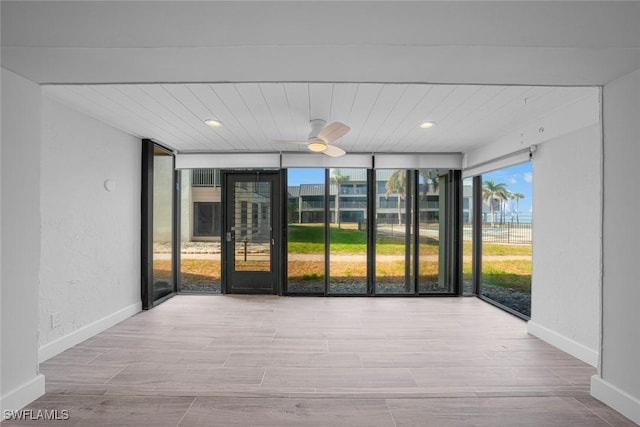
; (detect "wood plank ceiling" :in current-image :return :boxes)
[43,83,594,154]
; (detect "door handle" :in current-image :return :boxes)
[226,232,233,242]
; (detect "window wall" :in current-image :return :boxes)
[285,166,458,296]
[462,177,474,296]
[479,162,532,317]
[418,169,454,293]
[178,169,222,293]
[329,168,368,294]
[151,146,175,302]
[286,168,326,294]
[375,169,415,294]
[142,141,177,308]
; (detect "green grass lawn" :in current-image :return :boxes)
[288,224,368,254]
[172,224,531,292]
[463,260,531,292]
[288,224,531,292]
[288,224,532,257]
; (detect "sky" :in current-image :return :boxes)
[287,168,326,187]
[481,161,533,217]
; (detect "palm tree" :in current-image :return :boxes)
[419,169,439,199]
[501,191,513,224]
[482,179,509,226]
[330,169,350,229]
[385,170,407,225]
[511,192,525,225]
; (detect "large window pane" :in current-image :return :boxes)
[233,181,271,272]
[418,169,452,293]
[462,177,474,296]
[375,169,414,294]
[480,163,532,317]
[329,168,368,294]
[152,147,174,301]
[179,169,222,293]
[287,168,325,293]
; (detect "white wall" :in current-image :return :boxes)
[1,69,45,412]
[591,68,640,425]
[38,97,141,362]
[1,5,4,404]
[528,124,602,366]
[462,92,603,367]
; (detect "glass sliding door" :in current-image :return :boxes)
[328,168,368,294]
[178,169,222,293]
[375,169,415,294]
[142,140,176,308]
[286,168,326,294]
[480,163,532,317]
[417,169,454,293]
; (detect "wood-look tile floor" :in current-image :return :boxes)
[9,296,637,426]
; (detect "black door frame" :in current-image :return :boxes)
[141,139,179,309]
[221,170,282,295]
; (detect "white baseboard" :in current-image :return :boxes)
[527,321,598,367]
[38,302,141,363]
[592,375,640,425]
[1,374,45,414]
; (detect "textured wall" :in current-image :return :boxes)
[39,97,141,347]
[599,68,640,410]
[529,124,602,365]
[1,69,44,409]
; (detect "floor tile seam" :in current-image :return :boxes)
[573,396,620,427]
[39,391,606,402]
[102,364,130,386]
[470,391,593,399]
[221,352,233,367]
[258,368,267,387]
[34,391,110,400]
[175,396,197,427]
[384,399,399,427]
[543,368,578,387]
[85,348,114,366]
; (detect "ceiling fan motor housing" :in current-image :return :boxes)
[309,119,327,141]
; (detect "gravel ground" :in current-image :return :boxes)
[481,284,531,317]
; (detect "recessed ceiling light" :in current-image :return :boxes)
[307,141,327,152]
[204,119,223,128]
[419,121,437,129]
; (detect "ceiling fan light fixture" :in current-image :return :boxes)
[307,141,327,152]
[204,119,223,128]
[419,120,437,129]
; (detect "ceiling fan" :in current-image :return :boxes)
[274,119,349,157]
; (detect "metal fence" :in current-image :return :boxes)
[463,223,532,245]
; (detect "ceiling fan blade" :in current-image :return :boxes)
[322,144,346,157]
[272,140,308,146]
[317,122,350,143]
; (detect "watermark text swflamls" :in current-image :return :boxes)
[3,409,70,421]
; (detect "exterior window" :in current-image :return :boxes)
[375,169,414,294]
[287,168,326,294]
[193,202,221,237]
[479,162,532,317]
[329,168,368,294]
[179,168,222,293]
[418,169,453,293]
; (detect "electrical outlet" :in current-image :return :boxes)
[51,312,61,328]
